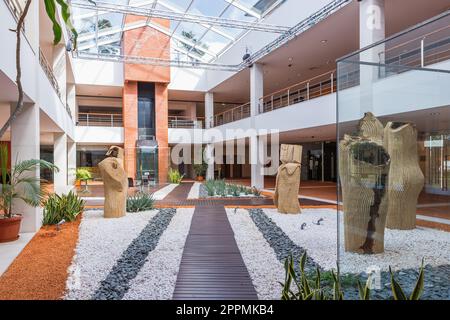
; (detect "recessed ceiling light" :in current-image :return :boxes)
[288,57,293,61]
[321,40,328,44]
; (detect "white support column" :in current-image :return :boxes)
[250,135,265,190]
[359,0,385,115]
[67,141,76,188]
[205,92,214,129]
[205,143,214,180]
[10,103,41,233]
[53,133,68,194]
[250,63,264,189]
[250,63,264,117]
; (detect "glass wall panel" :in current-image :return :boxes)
[336,13,450,300]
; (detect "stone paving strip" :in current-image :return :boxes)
[153,184,179,200]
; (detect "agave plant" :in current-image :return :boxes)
[126,192,155,213]
[0,144,58,219]
[280,252,425,300]
[389,259,425,300]
[43,191,84,225]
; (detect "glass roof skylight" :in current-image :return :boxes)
[72,0,286,63]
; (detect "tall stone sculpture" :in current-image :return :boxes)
[384,122,424,230]
[339,113,390,254]
[98,146,128,218]
[274,144,302,214]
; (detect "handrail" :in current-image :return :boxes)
[78,112,123,127]
[168,116,204,129]
[214,102,251,127]
[4,0,24,22]
[259,70,336,114]
[39,48,73,119]
[260,69,336,100]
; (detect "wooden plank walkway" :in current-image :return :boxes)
[173,205,258,300]
[163,182,194,202]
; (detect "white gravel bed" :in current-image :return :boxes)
[226,208,284,300]
[65,210,158,300]
[186,182,201,199]
[123,208,194,300]
[264,208,450,273]
[153,184,178,200]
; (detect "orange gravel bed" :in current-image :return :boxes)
[0,215,81,300]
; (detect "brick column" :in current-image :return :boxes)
[156,83,169,184]
[123,81,138,180]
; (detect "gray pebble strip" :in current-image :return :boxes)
[91,208,177,300]
[248,209,319,274]
[199,183,209,198]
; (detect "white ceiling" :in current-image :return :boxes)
[207,0,450,103]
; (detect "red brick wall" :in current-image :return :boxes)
[122,16,170,183]
[156,83,169,183]
[123,81,138,180]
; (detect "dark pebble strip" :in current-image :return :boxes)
[248,208,319,274]
[92,208,177,300]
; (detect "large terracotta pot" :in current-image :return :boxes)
[0,215,22,243]
[196,176,204,182]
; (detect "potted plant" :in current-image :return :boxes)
[0,144,57,242]
[193,162,207,181]
[76,168,92,192]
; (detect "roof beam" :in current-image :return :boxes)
[74,51,240,71]
[224,0,261,19]
[71,0,290,33]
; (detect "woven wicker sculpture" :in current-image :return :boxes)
[274,144,302,214]
[384,122,424,230]
[339,113,390,254]
[98,146,128,218]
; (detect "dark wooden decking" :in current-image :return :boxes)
[173,205,258,300]
[163,182,194,202]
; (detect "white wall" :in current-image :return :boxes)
[75,126,124,144]
[73,60,124,87]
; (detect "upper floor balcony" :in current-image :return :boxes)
[214,70,336,127]
[77,112,123,127]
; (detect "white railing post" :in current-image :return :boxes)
[271,95,274,111]
[287,89,290,106]
[307,82,310,100]
[421,37,426,67]
[111,114,114,127]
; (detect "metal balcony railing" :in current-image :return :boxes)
[260,70,336,114]
[78,113,123,127]
[168,116,204,129]
[4,0,25,21]
[214,103,251,127]
[39,49,73,119]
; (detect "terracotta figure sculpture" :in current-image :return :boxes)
[98,146,128,218]
[339,113,390,254]
[274,144,302,214]
[384,122,424,230]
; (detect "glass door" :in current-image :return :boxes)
[136,146,158,185]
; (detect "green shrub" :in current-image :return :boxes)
[168,168,184,184]
[42,191,84,225]
[76,167,92,182]
[204,179,216,196]
[193,162,207,178]
[127,192,155,213]
[252,187,261,196]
